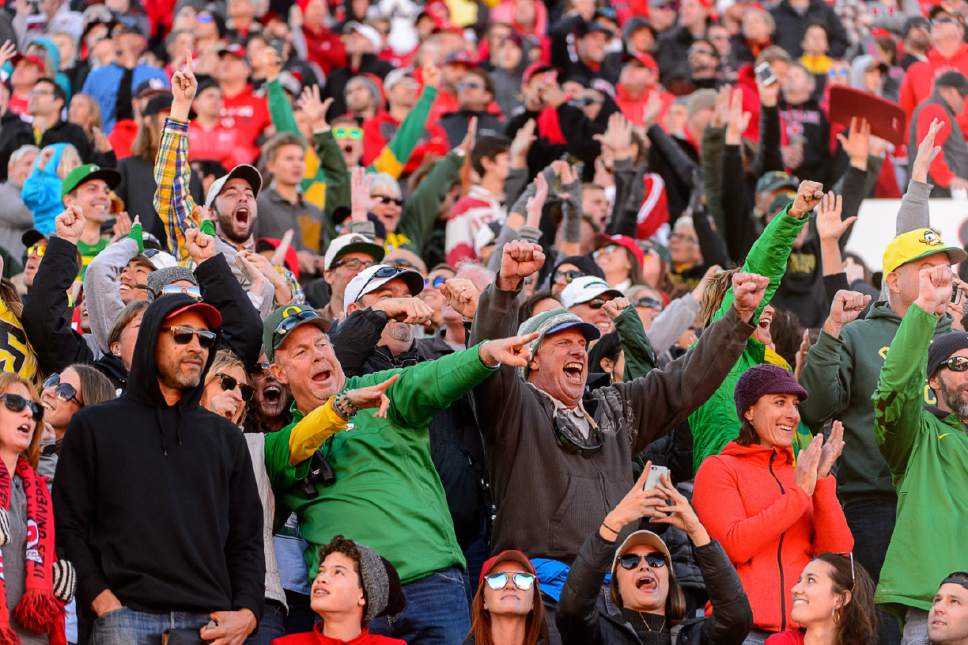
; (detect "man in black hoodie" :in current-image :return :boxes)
[53,294,264,644]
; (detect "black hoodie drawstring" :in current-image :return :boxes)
[176,405,184,448]
[155,407,167,456]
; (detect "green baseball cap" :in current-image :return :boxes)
[263,304,328,362]
[755,171,799,196]
[60,163,121,199]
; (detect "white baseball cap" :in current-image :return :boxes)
[343,264,424,313]
[323,233,385,270]
[560,276,623,309]
[204,164,263,209]
[343,21,382,52]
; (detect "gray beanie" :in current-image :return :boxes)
[147,266,198,300]
[356,543,405,623]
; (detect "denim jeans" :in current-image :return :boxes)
[901,608,929,645]
[245,600,286,645]
[90,607,211,645]
[368,566,470,644]
[844,494,902,645]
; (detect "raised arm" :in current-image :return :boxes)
[368,63,440,179]
[898,119,944,234]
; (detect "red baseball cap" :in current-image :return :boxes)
[596,234,645,268]
[524,63,556,84]
[217,43,247,59]
[164,301,222,330]
[11,54,46,71]
[479,550,537,587]
[624,52,658,72]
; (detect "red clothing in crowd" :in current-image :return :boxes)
[302,25,347,76]
[765,630,806,645]
[898,43,968,132]
[273,626,405,645]
[7,93,28,116]
[109,119,138,159]
[219,85,271,164]
[189,121,250,169]
[362,112,449,173]
[615,84,674,127]
[692,441,854,633]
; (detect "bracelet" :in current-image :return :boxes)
[332,394,358,420]
[601,521,619,535]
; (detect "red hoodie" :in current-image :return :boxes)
[692,441,854,633]
[899,43,968,133]
[614,84,674,127]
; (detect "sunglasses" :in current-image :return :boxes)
[832,551,856,586]
[940,356,968,372]
[372,195,403,206]
[458,81,485,91]
[160,284,202,300]
[586,297,613,309]
[217,373,254,401]
[332,257,375,271]
[333,126,363,140]
[162,326,217,348]
[26,244,46,258]
[0,394,43,422]
[618,553,667,570]
[636,297,662,309]
[554,269,585,284]
[484,572,536,591]
[273,309,322,347]
[828,68,849,78]
[425,275,447,289]
[250,361,271,375]
[594,244,621,258]
[43,373,82,406]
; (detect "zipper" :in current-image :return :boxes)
[768,450,788,632]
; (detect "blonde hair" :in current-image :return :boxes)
[698,267,738,326]
[0,373,44,468]
[56,144,82,178]
[203,350,249,425]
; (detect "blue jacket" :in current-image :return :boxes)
[21,143,68,236]
[81,64,168,133]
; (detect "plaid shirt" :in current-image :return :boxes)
[153,117,201,261]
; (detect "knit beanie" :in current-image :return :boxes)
[356,543,406,623]
[147,266,198,300]
[733,364,807,420]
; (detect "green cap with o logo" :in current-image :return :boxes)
[60,163,121,200]
[262,304,328,362]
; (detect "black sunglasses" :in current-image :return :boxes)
[162,326,217,348]
[554,269,585,284]
[940,356,968,372]
[43,373,82,406]
[373,195,403,206]
[0,394,43,422]
[618,553,667,570]
[587,297,614,309]
[250,361,271,375]
[217,373,254,401]
[636,297,662,309]
[353,266,405,303]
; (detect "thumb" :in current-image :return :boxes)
[840,216,857,229]
[836,133,848,148]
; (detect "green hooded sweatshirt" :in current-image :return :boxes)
[688,205,808,472]
[264,344,495,586]
[873,303,968,615]
[800,301,952,503]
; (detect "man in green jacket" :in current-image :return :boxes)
[260,302,535,644]
[873,264,968,644]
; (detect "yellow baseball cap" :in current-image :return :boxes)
[882,228,967,275]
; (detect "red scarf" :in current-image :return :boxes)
[0,457,65,645]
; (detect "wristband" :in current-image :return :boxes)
[601,521,619,535]
[332,393,358,420]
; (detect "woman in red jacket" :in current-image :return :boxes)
[692,364,854,644]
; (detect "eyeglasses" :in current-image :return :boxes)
[333,126,363,140]
[332,257,375,271]
[618,553,667,570]
[25,244,46,258]
[554,269,584,284]
[372,195,403,206]
[272,309,322,347]
[933,16,958,25]
[458,81,485,91]
[425,275,447,289]
[162,326,217,348]
[828,67,850,78]
[636,297,662,310]
[160,284,202,300]
[217,373,254,401]
[28,89,54,97]
[689,48,716,57]
[940,356,968,372]
[42,373,82,406]
[669,233,697,244]
[483,572,536,591]
[594,245,621,258]
[0,394,43,422]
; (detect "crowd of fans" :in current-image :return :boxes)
[0,0,966,642]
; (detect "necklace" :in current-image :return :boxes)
[636,611,666,633]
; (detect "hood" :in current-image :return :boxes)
[720,440,795,466]
[126,293,220,408]
[30,37,61,70]
[34,143,68,178]
[864,300,902,323]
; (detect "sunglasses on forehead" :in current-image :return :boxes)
[272,309,322,348]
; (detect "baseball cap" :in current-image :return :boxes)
[61,163,121,199]
[936,71,968,97]
[882,228,967,275]
[902,15,930,35]
[596,234,645,268]
[444,51,478,67]
[560,276,623,308]
[479,550,537,587]
[204,165,263,208]
[343,21,382,52]
[135,77,170,98]
[143,248,179,270]
[516,308,601,368]
[384,68,417,92]
[577,21,612,38]
[10,54,46,71]
[623,52,658,72]
[323,233,385,270]
[755,170,799,195]
[927,332,968,377]
[143,93,173,117]
[623,16,653,40]
[21,229,46,248]
[262,304,328,362]
[343,265,424,312]
[163,300,222,329]
[217,43,247,59]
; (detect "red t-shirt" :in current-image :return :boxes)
[219,85,270,164]
[272,626,406,645]
[189,122,250,169]
[765,629,805,644]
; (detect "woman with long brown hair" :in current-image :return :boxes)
[466,551,548,645]
[766,553,877,644]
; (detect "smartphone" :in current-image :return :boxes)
[643,465,670,491]
[952,287,963,305]
[755,61,777,87]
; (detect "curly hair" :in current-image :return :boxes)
[317,535,366,626]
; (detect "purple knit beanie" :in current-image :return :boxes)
[734,364,808,420]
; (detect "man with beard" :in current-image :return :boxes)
[154,55,275,314]
[261,302,537,643]
[53,294,264,643]
[872,264,968,644]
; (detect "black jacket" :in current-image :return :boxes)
[440,109,505,148]
[330,308,489,549]
[52,293,265,619]
[116,155,205,248]
[557,532,752,645]
[322,53,394,120]
[0,117,116,183]
[770,0,849,58]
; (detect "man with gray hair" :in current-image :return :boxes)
[0,144,38,257]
